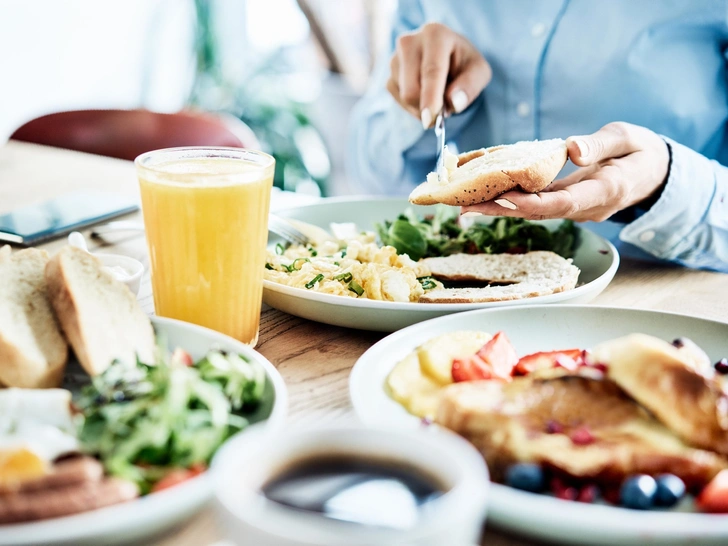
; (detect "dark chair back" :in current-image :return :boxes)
[10,109,259,161]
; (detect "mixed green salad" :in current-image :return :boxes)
[376,205,578,262]
[75,341,268,494]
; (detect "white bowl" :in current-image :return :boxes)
[94,252,144,296]
[1,316,288,546]
[212,424,489,546]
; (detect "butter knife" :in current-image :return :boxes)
[434,109,447,182]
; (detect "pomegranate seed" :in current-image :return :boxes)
[578,484,599,503]
[556,487,579,501]
[714,358,728,375]
[591,362,608,373]
[570,427,594,445]
[603,487,621,505]
[546,420,564,434]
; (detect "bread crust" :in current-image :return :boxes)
[44,253,92,374]
[409,139,568,206]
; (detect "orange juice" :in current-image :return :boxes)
[136,148,274,345]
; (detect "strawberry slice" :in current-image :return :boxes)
[513,348,583,376]
[452,354,494,382]
[475,332,519,379]
[151,463,206,493]
[697,469,728,513]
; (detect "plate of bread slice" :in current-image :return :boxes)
[0,245,287,546]
[350,304,728,545]
[264,196,618,332]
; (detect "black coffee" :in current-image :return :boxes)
[261,456,445,530]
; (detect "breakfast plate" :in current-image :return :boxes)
[350,304,728,545]
[264,197,618,332]
[1,316,288,546]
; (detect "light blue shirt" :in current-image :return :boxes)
[347,0,728,272]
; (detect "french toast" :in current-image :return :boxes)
[436,375,728,488]
[593,334,728,456]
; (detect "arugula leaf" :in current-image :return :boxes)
[385,219,428,261]
[376,205,578,259]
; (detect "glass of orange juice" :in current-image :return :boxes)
[135,147,275,346]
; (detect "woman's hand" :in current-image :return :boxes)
[461,122,671,222]
[387,23,492,128]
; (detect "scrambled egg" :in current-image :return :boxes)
[264,233,440,303]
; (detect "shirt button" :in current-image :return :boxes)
[639,230,656,243]
[531,22,546,38]
[517,102,531,117]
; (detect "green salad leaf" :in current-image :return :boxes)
[376,205,578,260]
[75,344,267,493]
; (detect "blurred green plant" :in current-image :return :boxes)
[189,0,330,193]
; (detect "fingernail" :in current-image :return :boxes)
[461,211,482,218]
[421,108,432,130]
[451,89,468,113]
[494,198,517,210]
[571,138,589,159]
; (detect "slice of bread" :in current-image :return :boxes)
[409,138,568,206]
[419,251,579,303]
[0,247,68,388]
[45,246,155,376]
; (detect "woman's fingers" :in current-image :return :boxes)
[445,55,492,114]
[419,25,453,126]
[567,122,643,167]
[387,23,489,124]
[462,171,627,223]
[395,33,423,113]
[546,163,600,191]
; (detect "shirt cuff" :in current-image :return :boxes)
[619,137,716,260]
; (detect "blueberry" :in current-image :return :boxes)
[654,474,685,507]
[505,463,545,493]
[620,475,657,510]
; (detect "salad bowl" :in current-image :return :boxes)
[0,316,288,546]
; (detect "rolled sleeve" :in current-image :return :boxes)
[619,137,728,272]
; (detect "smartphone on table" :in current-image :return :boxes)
[0,191,139,246]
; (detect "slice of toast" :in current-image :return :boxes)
[409,138,568,206]
[0,247,68,388]
[45,246,155,376]
[419,251,580,303]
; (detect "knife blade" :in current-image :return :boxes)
[434,109,447,182]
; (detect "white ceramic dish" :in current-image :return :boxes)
[263,197,619,332]
[349,304,728,545]
[0,316,288,546]
[212,424,488,546]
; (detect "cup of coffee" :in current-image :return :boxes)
[211,423,489,546]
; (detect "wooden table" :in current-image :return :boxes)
[2,140,727,546]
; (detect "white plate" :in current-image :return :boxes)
[1,316,288,546]
[264,197,619,332]
[350,304,728,545]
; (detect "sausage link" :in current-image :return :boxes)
[0,477,139,523]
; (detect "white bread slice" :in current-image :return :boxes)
[419,251,579,303]
[0,247,68,387]
[45,246,155,376]
[409,138,568,206]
